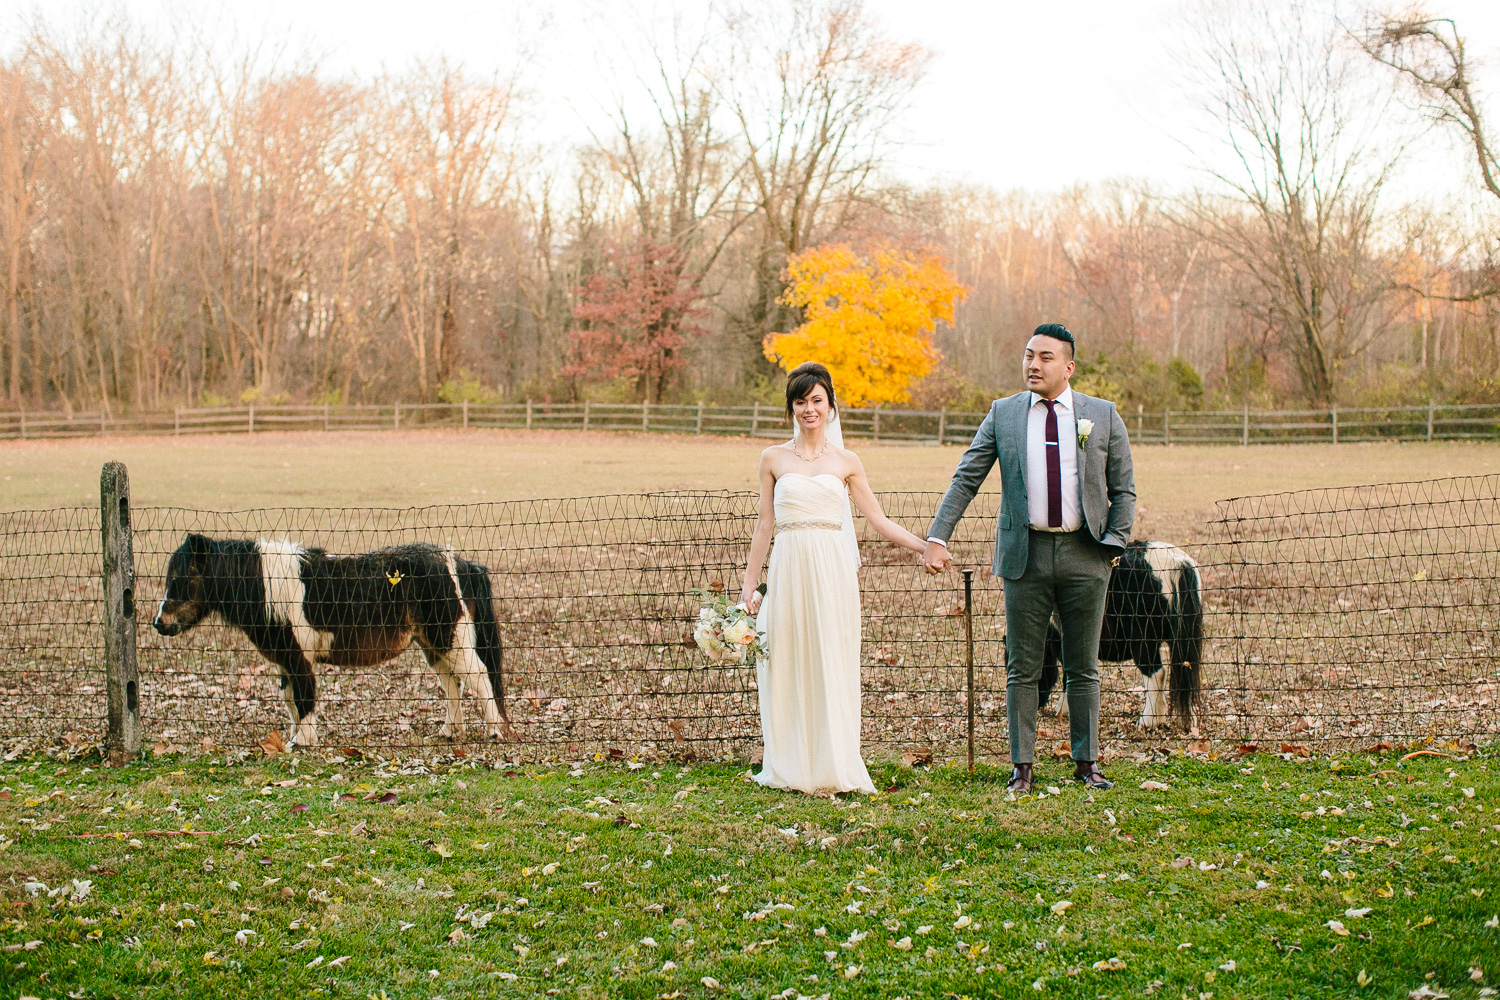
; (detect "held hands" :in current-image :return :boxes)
[920,540,952,575]
[740,588,763,616]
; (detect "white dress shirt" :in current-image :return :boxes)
[927,387,1083,548]
[1026,387,1082,531]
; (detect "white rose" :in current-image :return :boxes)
[694,621,725,660]
[1076,417,1095,447]
[722,619,755,646]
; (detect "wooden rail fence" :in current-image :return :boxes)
[1,400,1498,445]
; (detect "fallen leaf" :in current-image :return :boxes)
[1139,781,1170,791]
[1280,743,1311,758]
[1049,900,1072,916]
[900,747,933,768]
[1093,957,1127,971]
[700,977,721,990]
[1327,920,1349,936]
[257,731,286,756]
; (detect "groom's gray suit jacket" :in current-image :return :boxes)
[927,390,1136,579]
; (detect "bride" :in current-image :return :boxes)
[740,362,931,795]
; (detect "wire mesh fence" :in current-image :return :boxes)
[0,474,1495,762]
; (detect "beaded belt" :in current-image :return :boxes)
[777,519,842,532]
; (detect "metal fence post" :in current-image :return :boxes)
[696,400,704,435]
[101,461,140,765]
[963,568,975,773]
[1427,399,1435,441]
[937,407,947,445]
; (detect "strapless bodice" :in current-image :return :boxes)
[774,473,848,530]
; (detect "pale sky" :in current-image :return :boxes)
[13,0,1500,199]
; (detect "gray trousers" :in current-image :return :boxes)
[1003,530,1111,764]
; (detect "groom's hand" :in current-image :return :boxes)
[921,541,952,574]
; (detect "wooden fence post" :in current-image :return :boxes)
[1331,405,1339,444]
[873,408,881,443]
[463,399,469,429]
[248,405,255,434]
[173,407,180,436]
[1427,399,1435,441]
[526,399,533,430]
[323,403,330,432]
[1163,409,1171,446]
[751,402,759,436]
[583,400,591,431]
[393,402,400,430]
[642,399,649,432]
[1241,405,1249,446]
[1136,403,1143,438]
[100,408,107,434]
[937,407,947,445]
[696,400,704,435]
[101,461,140,765]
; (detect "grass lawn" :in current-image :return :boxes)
[3,431,1499,543]
[2,747,1496,999]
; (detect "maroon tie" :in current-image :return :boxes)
[1044,399,1062,528]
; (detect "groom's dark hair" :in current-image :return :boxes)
[1031,323,1076,357]
[785,361,838,419]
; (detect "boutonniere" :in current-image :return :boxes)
[1077,418,1095,448]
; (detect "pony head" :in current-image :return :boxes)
[153,533,214,636]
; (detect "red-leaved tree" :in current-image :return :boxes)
[565,241,707,402]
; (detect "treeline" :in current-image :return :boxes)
[1,2,1498,415]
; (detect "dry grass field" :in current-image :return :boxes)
[3,428,1498,531]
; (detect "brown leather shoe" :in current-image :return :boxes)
[1006,763,1034,793]
[1073,761,1113,790]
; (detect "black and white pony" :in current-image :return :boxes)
[152,534,507,746]
[1039,539,1203,729]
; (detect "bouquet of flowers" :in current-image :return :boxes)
[690,585,767,667]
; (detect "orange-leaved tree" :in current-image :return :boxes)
[763,243,967,406]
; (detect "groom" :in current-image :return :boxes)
[923,324,1135,792]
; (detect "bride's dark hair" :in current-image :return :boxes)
[784,362,837,420]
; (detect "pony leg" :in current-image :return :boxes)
[428,656,465,739]
[278,655,319,747]
[1138,662,1170,729]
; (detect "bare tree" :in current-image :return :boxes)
[1177,2,1404,404]
[720,0,927,345]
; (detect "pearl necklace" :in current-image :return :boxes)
[794,436,829,462]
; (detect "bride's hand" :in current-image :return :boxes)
[741,589,762,615]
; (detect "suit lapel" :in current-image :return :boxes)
[1008,393,1030,499]
[1073,392,1091,494]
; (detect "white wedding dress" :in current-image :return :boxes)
[753,425,876,795]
